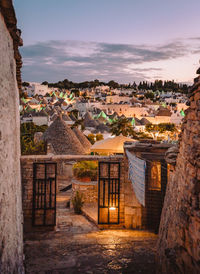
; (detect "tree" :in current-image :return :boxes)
[109,117,135,137]
[22,81,30,87]
[20,122,48,155]
[108,80,119,89]
[96,133,103,141]
[145,123,176,133]
[144,92,154,100]
[42,81,48,86]
[87,134,96,145]
[72,89,80,97]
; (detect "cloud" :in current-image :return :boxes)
[20,39,199,83]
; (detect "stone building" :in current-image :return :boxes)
[157,69,200,273]
[43,116,86,155]
[73,127,91,153]
[0,0,24,273]
[124,142,170,232]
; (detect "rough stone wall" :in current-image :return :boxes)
[72,181,98,203]
[0,12,24,274]
[157,71,200,273]
[0,0,23,92]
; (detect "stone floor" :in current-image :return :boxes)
[24,215,157,274]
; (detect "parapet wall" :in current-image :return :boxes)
[157,71,200,273]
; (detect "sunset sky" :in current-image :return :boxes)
[14,0,200,84]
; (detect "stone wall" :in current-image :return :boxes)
[21,156,74,232]
[21,155,125,231]
[157,70,200,273]
[0,4,24,273]
[72,181,98,204]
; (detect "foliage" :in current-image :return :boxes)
[71,89,80,97]
[137,80,189,94]
[96,133,103,141]
[107,80,119,89]
[22,81,30,87]
[144,92,154,100]
[134,131,153,140]
[41,81,48,85]
[45,78,189,94]
[73,161,98,181]
[145,123,176,133]
[87,133,96,144]
[169,102,177,107]
[109,117,135,137]
[87,133,104,144]
[20,91,28,99]
[20,122,48,155]
[72,191,84,214]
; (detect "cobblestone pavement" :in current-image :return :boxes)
[24,228,157,274]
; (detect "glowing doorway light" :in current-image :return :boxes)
[109,207,116,210]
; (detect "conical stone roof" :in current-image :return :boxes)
[73,127,91,153]
[84,111,98,127]
[43,116,85,155]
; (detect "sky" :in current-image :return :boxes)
[14,0,200,84]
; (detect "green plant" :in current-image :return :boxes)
[73,161,98,181]
[87,133,96,144]
[109,117,136,137]
[145,123,176,133]
[20,122,48,155]
[72,191,84,214]
[96,133,103,141]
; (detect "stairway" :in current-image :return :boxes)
[56,190,72,231]
[56,189,99,233]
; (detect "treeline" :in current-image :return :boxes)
[41,79,121,89]
[39,79,189,93]
[137,80,189,93]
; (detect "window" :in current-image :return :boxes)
[149,161,161,191]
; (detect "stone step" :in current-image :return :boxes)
[57,210,71,217]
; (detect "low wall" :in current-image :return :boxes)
[72,180,98,203]
[21,155,125,232]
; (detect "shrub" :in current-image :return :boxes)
[72,191,84,214]
[96,133,103,141]
[87,133,95,144]
[73,161,98,181]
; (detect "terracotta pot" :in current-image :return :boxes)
[79,177,91,182]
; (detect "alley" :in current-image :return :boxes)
[24,226,157,274]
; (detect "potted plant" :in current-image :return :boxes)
[72,191,84,214]
[73,161,98,182]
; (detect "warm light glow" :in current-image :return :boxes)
[109,207,116,210]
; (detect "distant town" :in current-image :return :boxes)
[20,79,189,154]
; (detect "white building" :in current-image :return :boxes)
[24,82,50,97]
[102,104,149,118]
[106,95,131,104]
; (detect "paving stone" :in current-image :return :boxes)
[24,229,157,273]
